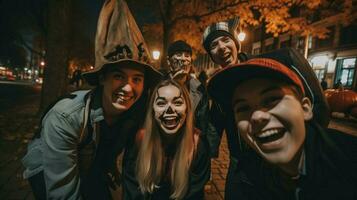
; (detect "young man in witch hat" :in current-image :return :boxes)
[202,19,330,199]
[166,40,218,157]
[207,57,357,199]
[21,0,162,199]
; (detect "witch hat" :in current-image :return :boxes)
[82,0,162,87]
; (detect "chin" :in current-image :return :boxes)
[261,151,295,165]
[112,102,130,112]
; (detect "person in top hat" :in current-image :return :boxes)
[21,0,162,199]
[207,58,357,199]
[166,40,219,157]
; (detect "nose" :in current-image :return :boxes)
[250,110,270,132]
[166,105,174,114]
[121,83,133,93]
[217,41,226,52]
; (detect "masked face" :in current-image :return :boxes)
[209,36,238,67]
[101,66,144,115]
[168,51,192,78]
[232,78,312,167]
[153,84,187,134]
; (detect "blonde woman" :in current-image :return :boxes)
[122,79,210,200]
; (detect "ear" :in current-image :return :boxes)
[301,97,313,121]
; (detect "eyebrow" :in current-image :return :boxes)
[232,86,282,107]
[111,69,144,77]
[260,86,281,95]
[155,91,183,101]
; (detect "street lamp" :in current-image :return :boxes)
[235,28,246,53]
[40,61,45,66]
[237,32,246,42]
[152,50,161,60]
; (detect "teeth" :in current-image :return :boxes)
[164,117,176,120]
[115,93,133,101]
[258,129,279,138]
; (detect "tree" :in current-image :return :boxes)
[139,0,352,67]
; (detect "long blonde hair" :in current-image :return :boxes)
[136,79,196,199]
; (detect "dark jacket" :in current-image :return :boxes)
[188,77,219,158]
[227,122,357,200]
[122,130,211,200]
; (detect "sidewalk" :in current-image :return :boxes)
[0,92,356,199]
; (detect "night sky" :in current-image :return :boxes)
[0,0,157,67]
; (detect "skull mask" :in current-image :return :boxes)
[153,84,187,134]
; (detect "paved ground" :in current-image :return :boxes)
[0,91,356,199]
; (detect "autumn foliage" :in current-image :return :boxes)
[141,0,352,56]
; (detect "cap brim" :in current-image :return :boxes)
[207,63,293,108]
[82,59,163,88]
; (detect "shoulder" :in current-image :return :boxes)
[51,90,90,116]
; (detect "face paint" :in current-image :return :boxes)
[169,51,192,76]
[153,84,187,134]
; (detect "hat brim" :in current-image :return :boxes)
[207,63,296,108]
[82,59,163,88]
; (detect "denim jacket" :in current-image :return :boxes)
[22,89,105,199]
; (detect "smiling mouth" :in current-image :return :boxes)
[114,92,134,102]
[255,128,286,144]
[162,116,180,129]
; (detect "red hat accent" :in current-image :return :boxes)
[207,58,305,106]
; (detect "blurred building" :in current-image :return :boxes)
[195,7,357,91]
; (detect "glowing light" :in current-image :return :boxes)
[40,61,45,66]
[237,32,246,42]
[152,50,161,60]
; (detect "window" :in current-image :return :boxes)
[252,47,261,55]
[335,58,356,88]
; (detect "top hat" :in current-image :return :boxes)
[82,0,162,87]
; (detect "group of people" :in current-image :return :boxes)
[22,0,357,199]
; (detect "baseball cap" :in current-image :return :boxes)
[207,58,305,107]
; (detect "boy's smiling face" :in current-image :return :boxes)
[232,78,313,166]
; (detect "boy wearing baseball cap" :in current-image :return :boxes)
[208,58,357,199]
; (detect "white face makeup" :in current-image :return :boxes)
[168,51,192,76]
[232,78,312,168]
[153,84,187,135]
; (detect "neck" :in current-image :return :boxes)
[102,98,123,126]
[279,148,304,178]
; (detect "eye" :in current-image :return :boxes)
[174,99,184,106]
[210,42,218,50]
[262,95,283,109]
[113,73,125,80]
[132,77,143,84]
[155,100,166,107]
[234,104,250,114]
[223,37,231,43]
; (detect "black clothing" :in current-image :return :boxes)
[122,133,211,200]
[226,122,357,200]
